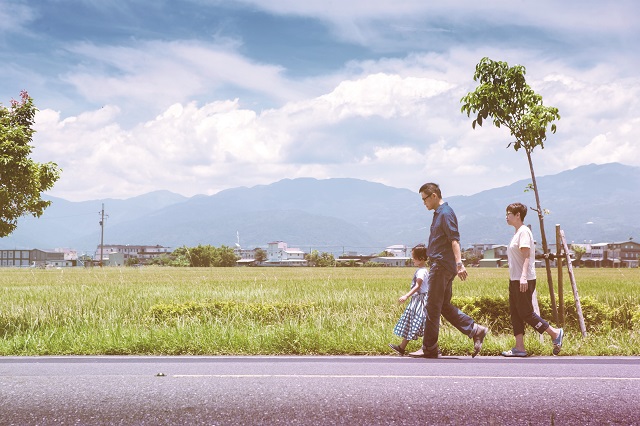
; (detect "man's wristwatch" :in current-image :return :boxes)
[456,262,463,268]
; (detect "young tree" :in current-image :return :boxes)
[305,250,320,267]
[254,248,267,264]
[213,245,239,267]
[317,252,336,267]
[305,250,335,267]
[571,245,586,266]
[460,57,561,321]
[168,247,191,267]
[171,245,238,267]
[1,91,61,237]
[125,256,140,266]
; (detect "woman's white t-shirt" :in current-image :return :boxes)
[507,225,536,281]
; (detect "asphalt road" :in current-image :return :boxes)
[1,355,639,425]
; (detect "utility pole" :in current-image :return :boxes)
[99,204,108,267]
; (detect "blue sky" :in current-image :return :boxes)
[2,0,639,201]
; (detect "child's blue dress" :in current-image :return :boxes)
[393,267,428,340]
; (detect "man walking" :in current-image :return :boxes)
[409,183,488,358]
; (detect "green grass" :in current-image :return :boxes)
[0,267,638,356]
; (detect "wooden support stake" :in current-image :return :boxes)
[559,228,587,337]
[555,225,565,327]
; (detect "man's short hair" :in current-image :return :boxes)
[419,182,442,199]
[506,202,528,220]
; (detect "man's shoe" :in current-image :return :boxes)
[472,325,488,358]
[388,343,405,356]
[408,347,440,359]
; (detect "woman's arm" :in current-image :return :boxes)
[519,246,530,292]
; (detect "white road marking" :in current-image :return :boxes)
[173,374,639,380]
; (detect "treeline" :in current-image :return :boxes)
[126,246,403,268]
[134,245,238,267]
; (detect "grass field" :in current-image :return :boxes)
[1,266,638,356]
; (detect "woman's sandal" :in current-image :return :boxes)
[501,348,528,357]
[552,328,564,355]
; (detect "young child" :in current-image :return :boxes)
[389,244,429,356]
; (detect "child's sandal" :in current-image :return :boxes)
[388,343,406,356]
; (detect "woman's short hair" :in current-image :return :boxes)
[506,202,528,220]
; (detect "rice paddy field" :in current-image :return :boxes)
[1,266,638,356]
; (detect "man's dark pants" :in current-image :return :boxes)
[422,263,476,351]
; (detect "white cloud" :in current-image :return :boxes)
[33,48,640,202]
[0,1,34,33]
[230,0,640,49]
[63,40,300,111]
[15,1,640,203]
[33,72,460,200]
[569,134,640,167]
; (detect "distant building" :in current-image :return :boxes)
[385,245,409,257]
[336,252,375,266]
[0,249,71,268]
[264,241,307,266]
[93,244,171,265]
[570,243,598,267]
[368,256,411,267]
[606,240,640,268]
[234,247,260,266]
[0,249,32,267]
[570,241,639,268]
[479,246,506,268]
[54,248,78,262]
[470,243,496,258]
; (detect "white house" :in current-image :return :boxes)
[579,243,607,267]
[265,241,307,266]
[234,247,260,266]
[385,245,409,256]
[369,256,411,267]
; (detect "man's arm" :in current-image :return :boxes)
[451,240,468,281]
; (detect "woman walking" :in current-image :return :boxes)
[503,202,564,357]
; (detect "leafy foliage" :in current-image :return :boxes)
[451,295,640,334]
[171,244,238,267]
[254,248,267,263]
[460,57,562,319]
[305,249,335,267]
[571,245,587,262]
[0,91,61,237]
[460,57,560,153]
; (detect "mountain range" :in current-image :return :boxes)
[2,162,638,255]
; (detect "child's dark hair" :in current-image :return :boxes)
[412,243,428,261]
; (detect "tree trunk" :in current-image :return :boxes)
[526,151,558,322]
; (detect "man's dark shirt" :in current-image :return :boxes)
[427,202,460,273]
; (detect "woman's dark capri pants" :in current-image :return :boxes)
[509,279,550,336]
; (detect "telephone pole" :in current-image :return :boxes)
[99,204,108,267]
